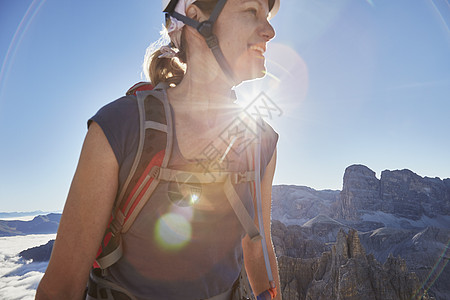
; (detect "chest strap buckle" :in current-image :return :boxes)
[232,171,255,184]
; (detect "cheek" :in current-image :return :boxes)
[220,36,247,65]
[216,18,249,56]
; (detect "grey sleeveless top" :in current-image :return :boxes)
[89,91,278,300]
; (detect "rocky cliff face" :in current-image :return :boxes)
[19,239,55,262]
[272,216,349,259]
[359,226,450,300]
[278,229,430,300]
[338,165,450,221]
[273,220,449,299]
[339,165,381,220]
[380,170,450,220]
[271,165,450,299]
[272,185,340,225]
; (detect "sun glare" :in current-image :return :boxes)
[236,42,309,120]
[190,194,199,205]
[154,212,192,251]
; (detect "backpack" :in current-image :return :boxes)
[93,82,276,298]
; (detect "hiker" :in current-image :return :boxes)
[36,0,281,299]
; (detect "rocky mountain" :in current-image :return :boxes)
[20,239,55,262]
[272,165,450,230]
[273,219,449,299]
[271,165,450,299]
[272,185,340,225]
[359,226,450,300]
[338,164,450,223]
[0,213,61,236]
[278,229,432,300]
[272,216,349,258]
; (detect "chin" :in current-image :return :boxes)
[236,64,266,82]
[233,54,267,81]
[248,69,267,82]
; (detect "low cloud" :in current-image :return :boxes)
[0,234,55,300]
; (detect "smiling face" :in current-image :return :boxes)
[213,0,276,82]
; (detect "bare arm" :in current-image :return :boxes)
[242,149,281,299]
[36,122,118,300]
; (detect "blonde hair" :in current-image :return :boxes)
[142,27,186,87]
[143,0,218,87]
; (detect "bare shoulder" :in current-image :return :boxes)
[36,122,118,299]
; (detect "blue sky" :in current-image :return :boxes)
[0,0,449,212]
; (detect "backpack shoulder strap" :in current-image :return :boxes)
[126,82,154,95]
[248,119,278,299]
[95,82,173,269]
[114,83,173,233]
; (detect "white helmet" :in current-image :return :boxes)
[162,0,280,19]
[268,0,280,19]
[162,0,280,82]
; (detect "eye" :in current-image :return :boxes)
[246,8,258,16]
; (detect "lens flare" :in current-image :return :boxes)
[168,173,202,207]
[412,238,450,298]
[429,0,450,34]
[261,70,281,83]
[154,212,192,251]
[0,0,47,98]
[190,193,199,205]
[236,42,309,116]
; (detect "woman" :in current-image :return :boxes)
[36,0,281,299]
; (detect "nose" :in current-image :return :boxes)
[260,19,275,41]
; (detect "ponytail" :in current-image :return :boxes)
[143,1,217,86]
[143,28,187,87]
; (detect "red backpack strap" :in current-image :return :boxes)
[95,83,173,270]
[126,82,154,96]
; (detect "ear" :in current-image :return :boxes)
[186,4,209,23]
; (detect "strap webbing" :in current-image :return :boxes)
[168,0,236,82]
[96,84,173,270]
[224,176,261,241]
[122,86,174,233]
[209,45,236,81]
[169,0,226,31]
[254,126,275,284]
[209,0,227,23]
[157,167,255,184]
[89,268,138,300]
[144,120,168,132]
[95,239,123,270]
[170,11,199,29]
[114,88,148,207]
[122,176,162,233]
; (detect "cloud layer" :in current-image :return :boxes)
[0,234,56,300]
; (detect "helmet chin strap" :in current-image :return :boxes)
[167,0,238,84]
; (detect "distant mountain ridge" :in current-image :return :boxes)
[273,165,450,229]
[338,164,450,222]
[272,164,449,299]
[0,210,50,219]
[0,213,61,236]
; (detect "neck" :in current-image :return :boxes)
[166,30,242,125]
[167,53,238,107]
[173,35,242,99]
[167,68,239,129]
